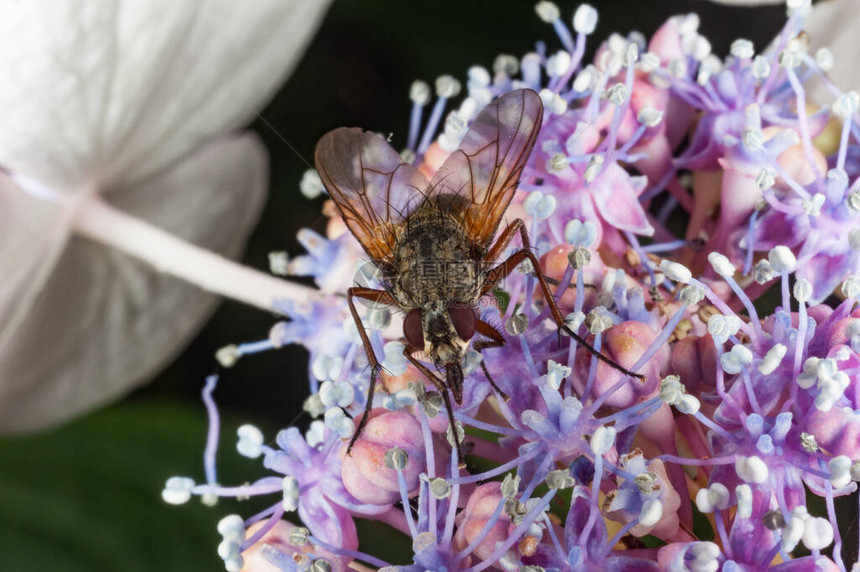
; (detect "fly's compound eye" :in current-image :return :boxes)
[448,305,476,341]
[403,309,425,350]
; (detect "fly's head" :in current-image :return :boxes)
[403,298,477,403]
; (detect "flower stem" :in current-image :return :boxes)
[72,194,317,313]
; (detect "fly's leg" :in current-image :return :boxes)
[482,219,644,381]
[402,347,467,469]
[346,287,397,454]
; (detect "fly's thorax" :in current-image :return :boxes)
[391,205,485,308]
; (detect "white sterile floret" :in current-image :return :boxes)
[758,344,787,375]
[300,169,325,199]
[312,354,343,382]
[730,39,754,59]
[546,359,572,390]
[802,517,834,551]
[216,344,240,368]
[639,498,663,527]
[435,75,461,98]
[590,425,617,455]
[829,456,853,488]
[659,260,692,283]
[564,219,597,247]
[721,344,754,374]
[319,380,355,409]
[305,420,326,448]
[735,455,769,483]
[573,4,598,34]
[815,47,834,71]
[162,476,196,505]
[768,246,797,274]
[282,475,300,511]
[381,341,409,376]
[637,106,663,127]
[236,424,265,458]
[535,1,560,22]
[707,314,742,344]
[539,88,567,114]
[735,484,752,519]
[324,407,355,439]
[696,483,730,513]
[547,51,572,77]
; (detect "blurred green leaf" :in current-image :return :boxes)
[0,399,270,571]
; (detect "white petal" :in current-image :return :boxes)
[804,0,859,103]
[0,133,267,430]
[0,0,330,189]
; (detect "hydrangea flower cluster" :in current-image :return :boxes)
[164,2,860,570]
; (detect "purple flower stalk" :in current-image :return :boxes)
[164,2,859,571]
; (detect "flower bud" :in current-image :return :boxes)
[341,409,425,505]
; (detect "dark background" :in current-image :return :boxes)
[5,1,855,570]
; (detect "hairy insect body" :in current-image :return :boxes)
[390,202,483,373]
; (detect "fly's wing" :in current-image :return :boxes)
[315,128,429,262]
[430,89,543,250]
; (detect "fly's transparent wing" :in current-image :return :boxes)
[315,127,429,262]
[429,89,543,250]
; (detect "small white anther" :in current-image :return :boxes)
[300,169,325,199]
[269,251,289,276]
[730,39,754,59]
[758,344,787,375]
[435,75,461,98]
[659,260,692,283]
[742,128,765,150]
[547,51,572,77]
[535,1,560,22]
[793,279,812,303]
[815,48,834,71]
[679,285,705,305]
[735,455,769,483]
[583,155,604,182]
[564,219,597,247]
[696,483,730,513]
[768,246,797,274]
[590,425,616,455]
[539,89,567,114]
[605,82,629,105]
[494,54,520,76]
[751,55,771,79]
[573,65,597,93]
[324,407,355,439]
[546,153,569,173]
[162,476,196,505]
[573,4,598,34]
[216,345,240,368]
[638,52,660,73]
[236,424,264,458]
[707,314,742,344]
[802,517,834,551]
[708,252,735,277]
[832,92,860,120]
[410,80,431,105]
[637,106,663,127]
[801,193,825,216]
[842,276,860,298]
[721,344,754,374]
[736,485,752,519]
[282,476,300,511]
[639,498,663,527]
[849,228,860,251]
